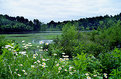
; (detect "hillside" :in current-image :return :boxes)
[0,13,121,33]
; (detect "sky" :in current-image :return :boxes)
[0,0,121,23]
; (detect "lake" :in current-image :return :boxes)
[1,31,62,44]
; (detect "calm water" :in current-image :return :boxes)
[1,31,62,44]
[33,40,53,44]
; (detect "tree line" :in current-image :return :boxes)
[47,13,121,30]
[0,14,47,33]
[0,13,121,33]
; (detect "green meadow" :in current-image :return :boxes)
[1,31,62,44]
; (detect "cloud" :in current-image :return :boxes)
[0,0,121,23]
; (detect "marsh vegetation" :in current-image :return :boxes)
[0,14,121,79]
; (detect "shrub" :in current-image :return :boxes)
[48,43,62,57]
[109,68,121,79]
[98,48,121,76]
[73,52,88,78]
[59,23,78,57]
[86,55,102,73]
[85,42,105,57]
[98,20,121,49]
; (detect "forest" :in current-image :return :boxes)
[0,13,121,33]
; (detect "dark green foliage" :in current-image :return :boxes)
[47,13,121,31]
[1,13,121,33]
[48,37,61,56]
[47,20,121,78]
[0,14,46,33]
[60,23,78,57]
[0,36,8,54]
[84,43,105,56]
[43,43,49,50]
[98,48,121,75]
[47,23,79,57]
[98,21,121,49]
[73,52,88,74]
[33,19,41,31]
[48,20,121,58]
[86,55,102,73]
[109,68,121,78]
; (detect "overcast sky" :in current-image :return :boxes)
[0,0,121,23]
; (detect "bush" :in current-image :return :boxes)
[98,21,121,49]
[98,48,121,76]
[60,23,78,57]
[85,42,105,57]
[74,52,88,73]
[50,23,79,57]
[48,43,62,57]
[109,68,121,79]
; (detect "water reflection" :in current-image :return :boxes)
[32,40,53,44]
[39,40,53,44]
